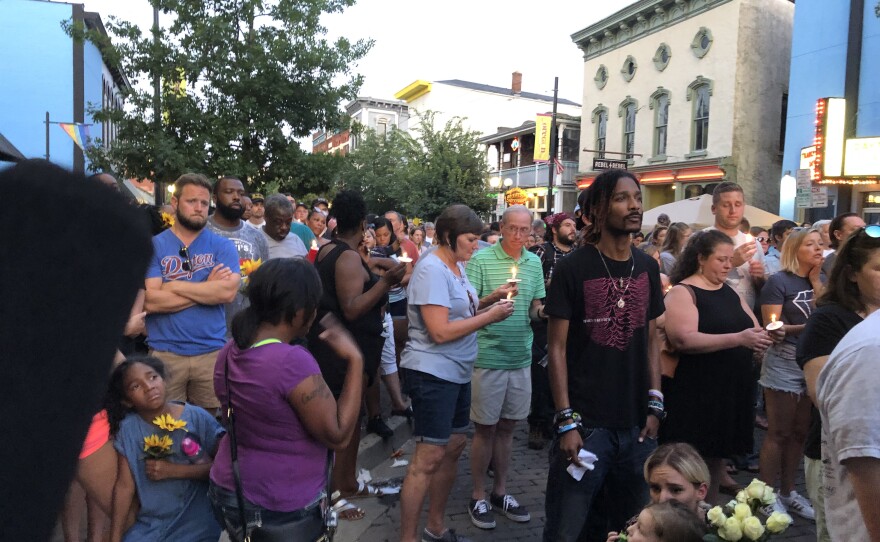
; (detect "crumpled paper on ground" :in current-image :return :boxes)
[566,449,599,481]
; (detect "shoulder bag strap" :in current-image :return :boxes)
[223,349,251,542]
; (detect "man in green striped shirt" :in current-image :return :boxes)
[465,205,546,530]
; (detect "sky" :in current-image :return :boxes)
[63,0,636,105]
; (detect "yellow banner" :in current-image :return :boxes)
[534,114,552,162]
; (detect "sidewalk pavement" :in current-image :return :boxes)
[338,420,819,542]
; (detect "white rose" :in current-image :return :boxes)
[707,506,727,527]
[761,486,776,505]
[766,512,793,534]
[718,517,743,541]
[735,490,749,503]
[733,503,752,520]
[741,516,765,541]
[745,479,768,500]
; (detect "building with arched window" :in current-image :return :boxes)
[571,0,794,214]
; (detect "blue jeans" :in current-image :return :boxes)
[543,426,657,542]
[208,482,323,542]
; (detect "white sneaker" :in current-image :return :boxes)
[759,493,787,517]
[779,491,815,521]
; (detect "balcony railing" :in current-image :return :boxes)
[495,160,579,188]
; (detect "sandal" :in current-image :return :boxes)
[346,480,384,499]
[330,492,365,521]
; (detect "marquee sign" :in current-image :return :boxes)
[813,97,880,184]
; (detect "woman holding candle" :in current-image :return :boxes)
[398,204,515,542]
[660,230,774,504]
[757,228,824,519]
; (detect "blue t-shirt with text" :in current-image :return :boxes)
[146,228,240,355]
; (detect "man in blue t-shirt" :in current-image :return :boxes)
[144,173,240,411]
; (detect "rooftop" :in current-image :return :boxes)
[436,79,580,107]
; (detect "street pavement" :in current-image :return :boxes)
[53,418,818,542]
[337,420,818,542]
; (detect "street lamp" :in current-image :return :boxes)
[489,176,501,189]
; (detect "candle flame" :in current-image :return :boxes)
[401,250,408,259]
[770,313,777,323]
[745,234,754,243]
[507,290,513,300]
[310,239,318,250]
[510,265,518,280]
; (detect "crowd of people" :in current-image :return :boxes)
[61,168,880,542]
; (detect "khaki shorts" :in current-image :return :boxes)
[470,366,531,425]
[150,349,221,410]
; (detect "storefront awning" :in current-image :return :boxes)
[576,165,725,190]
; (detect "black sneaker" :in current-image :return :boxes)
[490,493,530,522]
[468,498,496,529]
[366,416,393,439]
[528,424,546,450]
[422,528,473,542]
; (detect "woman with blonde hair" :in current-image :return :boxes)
[757,227,823,519]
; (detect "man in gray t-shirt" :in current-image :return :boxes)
[207,177,270,334]
[261,195,307,259]
[817,309,880,541]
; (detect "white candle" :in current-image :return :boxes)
[766,313,783,331]
[397,250,413,264]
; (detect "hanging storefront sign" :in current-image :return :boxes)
[533,114,552,162]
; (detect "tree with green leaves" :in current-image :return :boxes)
[67,0,369,194]
[341,111,491,220]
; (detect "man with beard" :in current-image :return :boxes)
[144,173,240,411]
[526,212,576,450]
[207,177,269,332]
[261,194,308,258]
[245,193,266,229]
[543,170,664,541]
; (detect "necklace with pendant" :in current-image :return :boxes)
[596,246,635,309]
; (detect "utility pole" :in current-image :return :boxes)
[546,77,558,215]
[152,4,164,206]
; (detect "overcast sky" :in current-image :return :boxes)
[64,0,635,104]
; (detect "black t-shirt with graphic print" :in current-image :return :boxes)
[544,244,665,429]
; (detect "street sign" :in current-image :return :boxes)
[795,168,828,208]
[593,158,628,170]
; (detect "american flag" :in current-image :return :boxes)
[553,158,565,176]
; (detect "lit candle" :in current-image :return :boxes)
[398,250,413,264]
[507,264,521,284]
[307,239,319,263]
[766,313,783,331]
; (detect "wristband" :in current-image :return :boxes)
[555,408,574,424]
[648,407,667,421]
[556,422,579,435]
[648,389,664,402]
[648,399,666,411]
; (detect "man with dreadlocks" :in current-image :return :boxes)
[542,170,665,542]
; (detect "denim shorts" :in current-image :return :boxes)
[401,368,470,445]
[759,346,806,395]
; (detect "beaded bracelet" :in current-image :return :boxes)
[647,399,664,411]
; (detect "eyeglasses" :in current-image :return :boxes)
[505,226,531,236]
[179,246,192,272]
[755,237,768,243]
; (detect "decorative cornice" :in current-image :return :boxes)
[571,0,733,61]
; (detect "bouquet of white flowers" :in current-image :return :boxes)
[705,479,793,541]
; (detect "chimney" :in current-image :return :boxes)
[511,71,522,95]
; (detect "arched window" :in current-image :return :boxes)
[592,105,609,159]
[619,97,638,159]
[687,77,713,153]
[650,89,670,157]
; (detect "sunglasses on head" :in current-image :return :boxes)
[179,246,192,272]
[859,225,880,238]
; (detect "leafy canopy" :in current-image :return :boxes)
[340,111,492,221]
[68,0,369,194]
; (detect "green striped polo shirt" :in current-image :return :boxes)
[466,240,545,370]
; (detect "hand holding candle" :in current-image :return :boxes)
[765,313,783,331]
[507,264,521,284]
[398,250,413,264]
